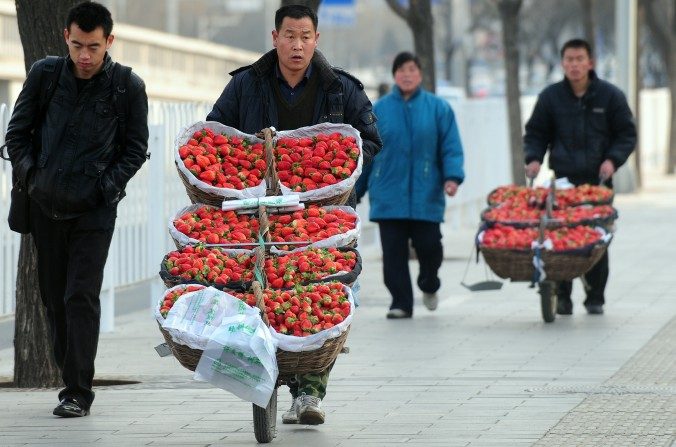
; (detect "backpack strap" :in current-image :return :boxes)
[110,62,132,148]
[38,56,65,124]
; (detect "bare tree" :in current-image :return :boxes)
[281,0,321,11]
[580,0,596,45]
[496,0,525,184]
[384,0,436,92]
[12,0,79,387]
[644,0,676,174]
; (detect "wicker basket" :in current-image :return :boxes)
[157,322,202,371]
[300,188,354,207]
[252,282,350,378]
[480,247,535,281]
[261,128,281,197]
[276,328,349,378]
[480,243,608,282]
[176,165,231,208]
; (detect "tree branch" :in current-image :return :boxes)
[384,0,409,21]
[644,0,670,64]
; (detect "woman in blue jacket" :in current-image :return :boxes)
[357,52,465,319]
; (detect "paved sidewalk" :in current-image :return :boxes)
[0,175,675,446]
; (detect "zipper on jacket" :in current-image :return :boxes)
[404,101,413,218]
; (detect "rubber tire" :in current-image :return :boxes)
[253,387,278,443]
[539,282,557,323]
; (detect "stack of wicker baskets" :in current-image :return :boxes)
[157,122,362,376]
[478,182,615,282]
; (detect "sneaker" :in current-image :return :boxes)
[422,292,438,311]
[296,395,325,425]
[281,398,298,424]
[386,308,412,319]
[584,304,604,315]
[53,398,89,418]
[556,297,573,315]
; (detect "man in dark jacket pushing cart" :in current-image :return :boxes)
[523,38,636,316]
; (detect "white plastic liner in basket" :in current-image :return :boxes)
[268,205,361,253]
[159,286,256,350]
[174,120,267,200]
[275,122,363,202]
[271,284,354,352]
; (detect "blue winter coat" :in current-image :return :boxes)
[357,86,464,223]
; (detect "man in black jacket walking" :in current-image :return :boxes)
[523,38,636,316]
[6,1,148,417]
[207,5,381,426]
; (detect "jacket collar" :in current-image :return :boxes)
[391,84,422,101]
[65,52,115,80]
[251,49,338,90]
[563,69,598,97]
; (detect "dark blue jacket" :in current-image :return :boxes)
[523,71,636,183]
[206,50,381,171]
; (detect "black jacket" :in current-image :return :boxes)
[6,54,148,219]
[206,50,382,168]
[523,71,636,183]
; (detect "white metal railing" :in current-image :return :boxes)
[1,90,672,319]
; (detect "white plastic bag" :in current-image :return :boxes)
[275,123,363,202]
[271,284,355,352]
[174,120,267,200]
[161,287,253,350]
[194,309,279,408]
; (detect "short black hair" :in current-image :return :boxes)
[66,1,113,38]
[391,51,420,76]
[560,39,593,59]
[275,5,318,32]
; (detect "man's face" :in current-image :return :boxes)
[561,47,593,83]
[64,23,113,79]
[272,16,318,76]
[393,61,422,96]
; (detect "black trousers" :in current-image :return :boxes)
[556,250,609,305]
[29,201,116,409]
[378,220,443,314]
[554,174,611,306]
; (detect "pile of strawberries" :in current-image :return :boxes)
[265,247,358,289]
[481,224,602,251]
[178,128,266,190]
[483,204,616,226]
[233,282,351,337]
[171,204,357,248]
[488,184,613,207]
[275,133,360,192]
[267,206,357,245]
[173,205,259,244]
[177,127,361,195]
[163,245,256,286]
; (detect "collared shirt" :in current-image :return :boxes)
[275,63,313,105]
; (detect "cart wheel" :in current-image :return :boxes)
[253,387,278,443]
[539,282,557,323]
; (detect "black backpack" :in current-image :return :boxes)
[38,55,132,147]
